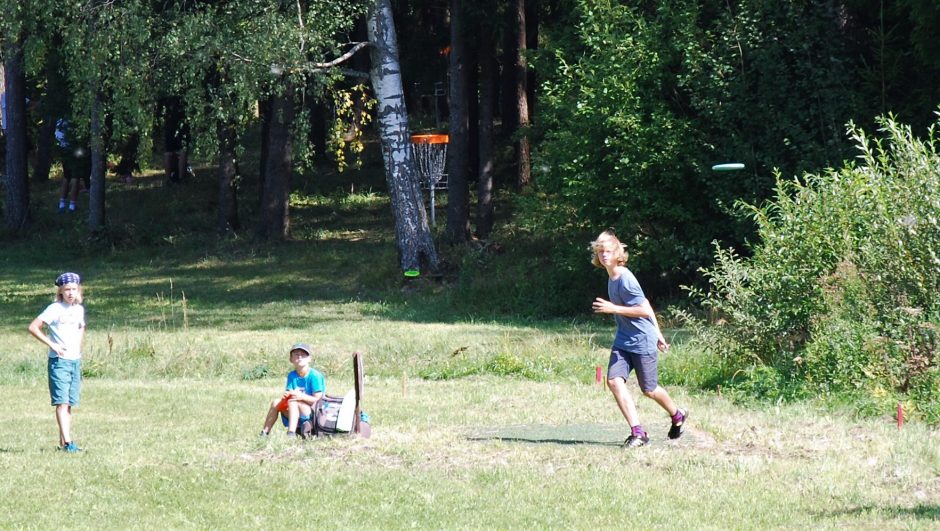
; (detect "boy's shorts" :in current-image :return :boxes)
[48,357,82,406]
[607,348,658,392]
[280,414,311,427]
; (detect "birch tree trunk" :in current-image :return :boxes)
[3,38,31,231]
[367,0,438,273]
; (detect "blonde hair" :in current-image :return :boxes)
[590,230,628,268]
[55,284,83,305]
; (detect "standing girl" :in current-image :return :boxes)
[590,230,687,448]
[28,272,86,452]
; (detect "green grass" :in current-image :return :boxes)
[1,169,938,528]
[0,378,937,529]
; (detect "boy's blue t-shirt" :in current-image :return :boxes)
[285,368,326,395]
[608,268,659,355]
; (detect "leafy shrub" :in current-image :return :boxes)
[242,363,270,381]
[683,116,940,420]
[531,0,859,291]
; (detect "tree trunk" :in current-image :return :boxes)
[87,90,107,230]
[258,96,271,205]
[512,0,531,188]
[476,20,497,240]
[525,0,538,121]
[3,39,31,231]
[257,88,294,239]
[500,18,518,136]
[217,120,240,234]
[367,0,439,273]
[33,41,67,184]
[444,0,470,244]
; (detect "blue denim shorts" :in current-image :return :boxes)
[48,357,82,406]
[607,348,658,392]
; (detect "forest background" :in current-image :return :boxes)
[1,0,939,422]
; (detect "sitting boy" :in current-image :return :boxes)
[260,343,325,438]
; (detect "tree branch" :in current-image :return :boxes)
[229,42,373,77]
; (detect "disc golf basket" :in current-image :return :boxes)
[411,133,448,226]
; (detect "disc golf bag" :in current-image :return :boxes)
[314,394,370,437]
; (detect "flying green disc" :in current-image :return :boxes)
[403,270,420,278]
[711,163,745,171]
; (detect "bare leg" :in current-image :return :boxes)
[642,386,678,416]
[177,149,188,181]
[55,404,72,446]
[163,152,176,182]
[608,377,641,427]
[261,399,281,434]
[68,179,79,203]
[286,401,300,433]
[58,178,69,200]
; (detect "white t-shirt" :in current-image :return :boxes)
[37,302,85,360]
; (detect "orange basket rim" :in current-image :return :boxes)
[410,133,449,144]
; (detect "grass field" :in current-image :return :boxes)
[1,171,938,529]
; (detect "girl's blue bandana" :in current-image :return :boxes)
[55,272,81,286]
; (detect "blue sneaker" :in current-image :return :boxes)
[61,442,82,453]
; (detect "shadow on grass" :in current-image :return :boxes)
[468,423,625,447]
[818,504,939,521]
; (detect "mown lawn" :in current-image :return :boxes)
[1,171,937,529]
[1,377,937,529]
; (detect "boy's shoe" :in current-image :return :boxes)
[623,434,650,448]
[61,442,82,453]
[668,409,688,440]
[286,431,297,439]
[299,419,313,439]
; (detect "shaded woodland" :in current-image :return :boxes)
[2,0,939,290]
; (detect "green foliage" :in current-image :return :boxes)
[241,363,270,381]
[684,116,940,415]
[532,0,862,292]
[443,215,597,318]
[160,0,370,163]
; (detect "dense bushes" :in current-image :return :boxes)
[531,0,860,293]
[683,117,940,422]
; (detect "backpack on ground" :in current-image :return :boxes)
[313,352,371,438]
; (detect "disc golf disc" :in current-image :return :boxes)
[711,163,745,171]
[404,269,420,278]
[276,394,291,412]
